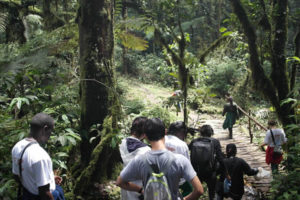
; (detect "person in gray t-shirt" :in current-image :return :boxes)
[116,118,203,200]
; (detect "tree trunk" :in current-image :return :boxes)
[230,0,295,129]
[5,5,26,43]
[121,0,129,74]
[78,0,114,166]
[42,0,64,30]
[75,0,121,198]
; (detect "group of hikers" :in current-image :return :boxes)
[11,95,287,200]
[117,116,261,200]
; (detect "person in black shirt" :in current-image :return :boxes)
[217,144,258,200]
[190,125,227,200]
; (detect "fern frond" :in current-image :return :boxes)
[0,12,8,33]
[119,32,148,51]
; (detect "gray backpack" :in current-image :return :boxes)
[143,153,175,200]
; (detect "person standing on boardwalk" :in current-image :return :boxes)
[165,121,192,197]
[116,118,204,200]
[119,117,151,200]
[189,125,227,200]
[261,120,287,174]
[217,144,258,200]
[222,96,239,139]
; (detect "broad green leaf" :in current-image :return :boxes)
[62,114,70,123]
[58,135,66,146]
[222,31,233,37]
[219,27,227,33]
[119,32,148,51]
[169,72,179,79]
[66,136,76,145]
[56,152,69,157]
[16,99,22,109]
[280,98,296,106]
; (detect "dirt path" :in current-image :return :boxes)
[198,117,272,199]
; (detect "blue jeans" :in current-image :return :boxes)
[52,185,65,200]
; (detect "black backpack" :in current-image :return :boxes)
[190,137,216,177]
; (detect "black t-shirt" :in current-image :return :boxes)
[222,157,258,198]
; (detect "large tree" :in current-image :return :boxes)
[74,0,120,198]
[229,0,297,131]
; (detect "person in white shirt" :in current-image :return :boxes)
[261,120,287,173]
[165,121,192,197]
[12,113,62,200]
[119,117,151,200]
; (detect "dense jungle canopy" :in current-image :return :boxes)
[0,0,299,199]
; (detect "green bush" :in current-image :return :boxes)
[140,105,177,127]
[124,98,145,115]
[115,51,175,87]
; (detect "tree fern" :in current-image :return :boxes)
[0,12,8,33]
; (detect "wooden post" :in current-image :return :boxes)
[249,110,253,143]
[236,104,268,131]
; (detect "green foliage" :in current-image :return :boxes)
[205,59,246,96]
[124,98,145,115]
[0,21,80,198]
[115,51,174,86]
[140,105,177,127]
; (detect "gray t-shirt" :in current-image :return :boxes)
[120,149,197,200]
[264,129,287,147]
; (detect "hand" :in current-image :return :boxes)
[55,176,62,185]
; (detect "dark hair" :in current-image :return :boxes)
[30,113,54,135]
[268,120,277,127]
[130,117,147,137]
[226,143,237,158]
[144,118,165,141]
[168,121,187,136]
[200,125,214,137]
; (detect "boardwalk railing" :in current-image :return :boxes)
[236,104,268,143]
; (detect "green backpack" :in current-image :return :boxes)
[143,153,175,200]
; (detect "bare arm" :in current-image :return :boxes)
[184,176,203,200]
[116,176,142,193]
[38,184,54,200]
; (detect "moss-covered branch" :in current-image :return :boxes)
[230,0,279,109]
[198,35,229,63]
[290,28,300,91]
[74,132,112,195]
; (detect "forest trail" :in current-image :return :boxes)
[198,117,272,199]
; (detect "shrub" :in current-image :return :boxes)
[140,105,177,127]
[124,99,145,115]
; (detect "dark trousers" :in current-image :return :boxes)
[271,163,279,174]
[199,172,217,200]
[22,185,65,200]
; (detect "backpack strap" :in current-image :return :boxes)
[270,129,277,146]
[17,141,37,199]
[142,151,175,182]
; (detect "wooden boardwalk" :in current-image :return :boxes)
[199,119,272,199]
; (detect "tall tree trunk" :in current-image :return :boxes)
[230,0,295,128]
[74,0,120,198]
[42,0,64,30]
[78,0,114,167]
[121,0,129,74]
[5,6,26,43]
